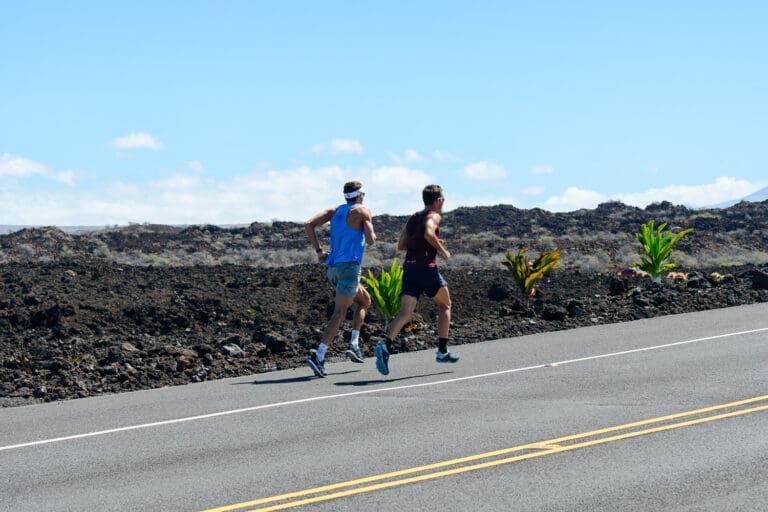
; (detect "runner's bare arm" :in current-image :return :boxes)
[361,207,377,245]
[304,207,336,256]
[424,214,450,260]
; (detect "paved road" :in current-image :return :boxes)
[1,303,767,512]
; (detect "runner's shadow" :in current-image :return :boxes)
[249,369,360,385]
[244,376,312,384]
[335,371,453,386]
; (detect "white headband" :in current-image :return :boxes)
[344,189,363,199]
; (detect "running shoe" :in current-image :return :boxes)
[374,342,390,375]
[436,350,460,363]
[306,351,327,377]
[344,345,364,363]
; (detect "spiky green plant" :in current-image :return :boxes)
[361,258,403,322]
[501,247,561,303]
[634,220,693,281]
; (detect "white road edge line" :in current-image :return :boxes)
[2,327,766,452]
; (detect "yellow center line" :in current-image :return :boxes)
[201,395,768,512]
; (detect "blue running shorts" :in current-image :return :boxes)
[327,261,362,297]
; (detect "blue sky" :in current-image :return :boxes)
[1,1,766,226]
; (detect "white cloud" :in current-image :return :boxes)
[151,174,205,191]
[188,160,206,173]
[523,186,544,196]
[330,138,363,154]
[433,150,458,162]
[541,177,764,212]
[369,166,433,194]
[530,165,553,175]
[461,162,507,180]
[0,153,75,185]
[110,132,164,151]
[616,177,762,208]
[0,163,439,226]
[54,171,76,186]
[403,149,423,163]
[311,139,364,155]
[1,153,49,178]
[543,187,608,211]
[227,166,345,205]
[221,165,432,220]
[4,159,762,227]
[390,149,424,165]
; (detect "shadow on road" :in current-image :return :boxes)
[241,369,452,386]
[247,369,361,385]
[334,371,453,386]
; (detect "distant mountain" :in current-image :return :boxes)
[0,226,25,235]
[705,186,768,209]
[0,223,251,235]
[743,186,768,202]
[0,225,102,235]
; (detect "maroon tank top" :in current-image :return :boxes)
[404,210,438,270]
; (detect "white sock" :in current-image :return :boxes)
[317,343,328,362]
[349,330,360,347]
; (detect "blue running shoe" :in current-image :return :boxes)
[436,350,459,363]
[306,352,327,377]
[344,345,364,363]
[374,342,390,375]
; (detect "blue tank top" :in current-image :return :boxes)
[326,203,365,265]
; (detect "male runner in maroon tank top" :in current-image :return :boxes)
[374,184,459,376]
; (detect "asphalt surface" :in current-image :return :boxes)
[1,303,767,512]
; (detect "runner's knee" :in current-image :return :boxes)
[356,290,371,309]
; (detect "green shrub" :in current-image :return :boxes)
[633,220,693,281]
[362,259,403,322]
[501,247,560,302]
[91,239,112,258]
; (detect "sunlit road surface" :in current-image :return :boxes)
[201,395,768,512]
[1,303,766,512]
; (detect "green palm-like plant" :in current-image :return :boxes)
[362,259,403,322]
[633,220,693,281]
[501,247,561,303]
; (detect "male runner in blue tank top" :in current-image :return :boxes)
[374,184,459,376]
[304,181,377,377]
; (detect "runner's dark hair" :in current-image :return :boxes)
[344,181,362,194]
[422,184,443,206]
